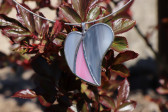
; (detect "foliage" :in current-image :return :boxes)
[0,0,138,111]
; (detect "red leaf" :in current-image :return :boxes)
[12,89,37,99]
[51,20,63,36]
[59,5,82,23]
[16,4,35,33]
[2,27,31,38]
[157,87,168,95]
[113,50,138,65]
[116,100,136,112]
[111,64,130,77]
[117,79,130,106]
[113,0,134,17]
[0,0,12,14]
[71,0,90,21]
[38,95,52,107]
[112,18,136,34]
[34,12,49,36]
[67,107,75,112]
[99,95,115,110]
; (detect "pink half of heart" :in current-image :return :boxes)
[76,42,95,84]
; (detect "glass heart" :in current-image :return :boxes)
[64,23,114,86]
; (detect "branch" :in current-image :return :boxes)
[134,24,158,57]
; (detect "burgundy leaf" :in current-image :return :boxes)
[112,18,136,34]
[2,27,31,38]
[71,0,90,21]
[157,87,168,95]
[59,5,82,23]
[16,4,35,33]
[116,100,136,112]
[53,38,63,47]
[82,101,89,112]
[12,89,37,99]
[38,95,52,107]
[113,50,138,65]
[67,107,75,112]
[117,79,130,106]
[0,14,27,29]
[103,49,114,68]
[111,36,128,52]
[99,95,115,110]
[113,0,134,16]
[111,64,130,77]
[86,5,101,21]
[0,0,12,15]
[34,12,49,36]
[37,0,51,8]
[51,20,63,36]
[101,80,121,91]
[71,0,99,20]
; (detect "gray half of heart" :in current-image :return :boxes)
[64,23,114,86]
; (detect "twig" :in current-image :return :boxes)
[134,24,158,57]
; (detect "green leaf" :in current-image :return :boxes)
[2,28,31,37]
[111,64,130,77]
[117,100,136,112]
[16,4,35,33]
[113,50,138,65]
[99,96,115,110]
[59,5,82,23]
[111,36,128,52]
[112,18,136,34]
[86,6,101,21]
[117,79,130,106]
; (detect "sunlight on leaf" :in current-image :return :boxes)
[12,89,37,99]
[86,6,101,21]
[117,100,136,112]
[112,18,136,34]
[117,79,130,106]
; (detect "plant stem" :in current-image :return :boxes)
[134,24,158,57]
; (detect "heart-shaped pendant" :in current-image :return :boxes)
[64,23,114,86]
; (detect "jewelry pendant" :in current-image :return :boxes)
[64,23,114,86]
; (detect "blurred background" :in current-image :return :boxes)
[0,0,168,112]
